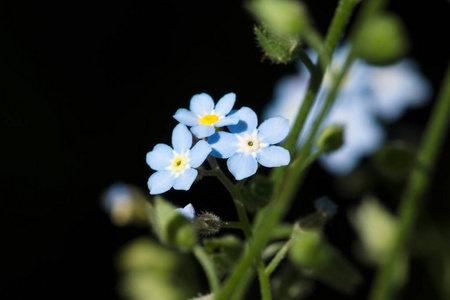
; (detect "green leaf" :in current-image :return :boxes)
[372,141,416,180]
[148,196,197,251]
[203,235,244,277]
[240,174,273,212]
[289,227,362,294]
[254,25,301,63]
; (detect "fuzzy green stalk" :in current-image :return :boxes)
[193,245,220,295]
[207,161,271,300]
[369,61,450,300]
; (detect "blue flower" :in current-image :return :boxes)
[175,203,196,222]
[146,124,212,194]
[173,93,240,138]
[208,107,290,180]
[264,44,431,176]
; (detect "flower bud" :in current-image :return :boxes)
[248,0,309,36]
[289,226,362,294]
[194,212,222,236]
[254,25,302,63]
[355,13,409,65]
[148,196,197,251]
[316,125,344,153]
[101,182,149,226]
[298,197,337,230]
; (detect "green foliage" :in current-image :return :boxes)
[355,13,410,65]
[372,141,416,179]
[289,226,362,294]
[203,235,244,277]
[248,0,309,36]
[316,125,344,153]
[147,196,197,251]
[254,25,302,63]
[240,175,273,212]
[116,237,200,300]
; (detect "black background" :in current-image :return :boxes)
[1,0,449,299]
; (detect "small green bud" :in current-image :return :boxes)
[248,0,309,36]
[289,229,329,268]
[316,125,344,153]
[148,197,197,251]
[355,13,410,65]
[289,227,362,294]
[194,212,222,236]
[254,25,301,63]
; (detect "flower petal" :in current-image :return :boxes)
[190,93,215,116]
[258,117,290,144]
[208,132,239,158]
[257,146,290,168]
[227,153,258,180]
[189,140,212,168]
[173,169,198,191]
[173,108,199,126]
[146,143,173,170]
[191,124,215,139]
[176,203,196,221]
[228,107,258,134]
[148,170,175,194]
[172,124,192,153]
[214,116,240,127]
[214,93,236,116]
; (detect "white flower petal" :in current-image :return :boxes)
[146,143,173,170]
[148,170,175,194]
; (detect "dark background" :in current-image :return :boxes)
[1,0,449,299]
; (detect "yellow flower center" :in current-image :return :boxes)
[172,155,188,172]
[200,114,219,125]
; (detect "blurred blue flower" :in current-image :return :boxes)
[146,124,211,194]
[175,203,196,222]
[208,107,290,180]
[264,45,432,176]
[174,93,240,138]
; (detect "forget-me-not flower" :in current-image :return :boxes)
[264,44,431,176]
[208,107,290,180]
[146,124,211,194]
[175,203,196,222]
[174,93,240,138]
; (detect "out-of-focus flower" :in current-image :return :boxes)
[174,93,239,138]
[264,45,431,176]
[102,182,148,226]
[175,203,196,222]
[208,107,290,180]
[146,124,211,194]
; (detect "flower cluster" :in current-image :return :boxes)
[264,45,431,176]
[146,93,291,194]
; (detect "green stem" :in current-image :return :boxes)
[265,236,296,276]
[221,221,243,230]
[369,61,450,300]
[193,245,220,295]
[209,164,271,300]
[273,0,360,185]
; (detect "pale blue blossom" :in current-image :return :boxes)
[175,203,196,222]
[174,93,240,138]
[264,45,431,176]
[208,107,290,180]
[146,124,211,194]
